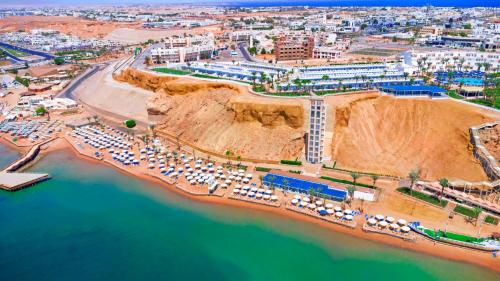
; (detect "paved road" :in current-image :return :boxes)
[238,43,255,62]
[57,63,107,99]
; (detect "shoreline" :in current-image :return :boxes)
[2,138,499,273]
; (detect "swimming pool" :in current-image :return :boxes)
[454,77,484,86]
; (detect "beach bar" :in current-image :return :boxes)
[263,170,347,201]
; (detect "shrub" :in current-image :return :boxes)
[124,119,136,128]
[485,216,498,225]
[288,170,301,174]
[255,167,271,172]
[320,176,375,189]
[397,187,448,207]
[54,57,65,65]
[280,159,302,166]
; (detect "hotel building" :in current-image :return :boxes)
[306,98,326,164]
[274,35,314,61]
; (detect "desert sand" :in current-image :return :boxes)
[115,68,307,161]
[0,16,140,39]
[328,94,500,181]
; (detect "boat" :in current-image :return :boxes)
[409,222,500,252]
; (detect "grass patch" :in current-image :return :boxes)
[255,166,271,172]
[252,85,266,92]
[153,67,191,76]
[467,97,500,110]
[485,215,498,225]
[266,92,310,97]
[397,187,448,207]
[314,89,357,96]
[320,176,375,189]
[191,73,222,80]
[1,47,28,57]
[280,159,302,166]
[453,205,480,218]
[445,90,464,100]
[422,228,485,243]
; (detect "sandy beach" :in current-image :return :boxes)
[4,134,496,273]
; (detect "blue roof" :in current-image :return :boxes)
[383,85,446,93]
[263,173,347,200]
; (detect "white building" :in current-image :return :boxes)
[404,50,500,72]
[306,98,326,164]
[312,47,341,60]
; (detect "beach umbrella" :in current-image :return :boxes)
[250,187,258,192]
[315,200,323,206]
[302,197,311,203]
[401,226,411,233]
[246,173,253,179]
[389,223,399,230]
[300,201,308,207]
[344,209,353,215]
[235,184,242,189]
[345,215,353,221]
[308,204,317,209]
[379,221,388,228]
[238,169,245,173]
[248,191,255,197]
[225,180,232,184]
[235,176,242,181]
[233,188,240,194]
[258,188,265,193]
[148,164,155,169]
[263,195,271,200]
[335,212,343,218]
[375,214,385,221]
[397,219,407,226]
[190,180,197,185]
[270,195,278,201]
[256,193,263,199]
[325,203,334,209]
[367,218,377,225]
[240,190,247,196]
[291,199,299,205]
[186,176,193,180]
[386,216,395,223]
[242,185,250,190]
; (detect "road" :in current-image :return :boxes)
[56,63,107,99]
[238,43,255,62]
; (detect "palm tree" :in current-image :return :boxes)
[282,179,289,192]
[258,175,263,187]
[268,175,276,190]
[260,72,267,87]
[350,172,360,187]
[438,178,449,203]
[370,174,379,188]
[408,169,420,196]
[251,72,257,87]
[308,187,315,202]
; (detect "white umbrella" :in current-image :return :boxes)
[302,197,311,203]
[344,209,353,215]
[256,193,263,199]
[315,200,323,206]
[225,180,232,184]
[397,219,407,226]
[270,195,278,201]
[386,217,395,223]
[291,199,299,205]
[375,214,385,221]
[379,221,388,228]
[367,218,377,225]
[401,226,411,233]
[390,223,399,230]
[326,209,334,214]
[242,185,250,190]
[334,206,342,212]
[233,188,240,194]
[300,201,308,206]
[263,195,271,200]
[325,203,334,209]
[246,173,253,178]
[240,190,247,195]
[248,191,256,197]
[294,195,301,200]
[335,212,343,217]
[345,215,353,220]
[308,204,317,209]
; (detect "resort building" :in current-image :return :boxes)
[263,170,347,201]
[403,50,500,73]
[306,98,326,164]
[274,35,314,61]
[151,34,215,63]
[312,47,341,60]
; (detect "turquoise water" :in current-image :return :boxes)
[0,147,499,281]
[0,142,20,169]
[454,77,484,86]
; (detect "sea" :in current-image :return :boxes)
[0,144,498,281]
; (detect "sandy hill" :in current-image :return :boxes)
[329,95,499,181]
[115,69,306,162]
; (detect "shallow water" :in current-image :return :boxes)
[0,148,498,281]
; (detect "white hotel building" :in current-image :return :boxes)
[151,34,215,63]
[403,50,500,72]
[306,98,326,164]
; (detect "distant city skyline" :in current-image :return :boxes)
[1,0,499,8]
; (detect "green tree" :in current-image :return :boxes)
[408,169,420,196]
[35,106,47,116]
[350,172,360,187]
[438,178,449,203]
[54,57,65,65]
[370,174,379,188]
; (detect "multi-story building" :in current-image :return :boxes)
[151,34,215,63]
[274,35,314,61]
[306,98,326,164]
[312,47,341,60]
[404,50,500,72]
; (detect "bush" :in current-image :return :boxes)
[397,187,448,207]
[485,215,498,225]
[124,119,136,128]
[453,205,480,218]
[54,57,65,65]
[35,106,47,116]
[280,159,302,166]
[320,176,375,189]
[15,76,29,87]
[255,167,271,172]
[288,170,301,174]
